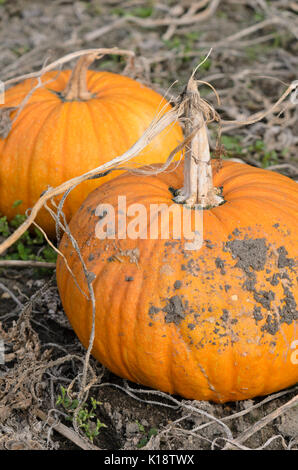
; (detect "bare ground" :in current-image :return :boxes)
[0,0,297,450]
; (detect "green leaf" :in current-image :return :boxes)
[221,135,243,154]
[137,436,148,448]
[148,427,158,438]
[41,246,57,263]
[12,200,23,208]
[136,420,145,433]
[131,6,153,18]
[0,216,9,237]
[10,214,26,229]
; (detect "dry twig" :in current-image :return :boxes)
[0,260,55,269]
[34,409,100,450]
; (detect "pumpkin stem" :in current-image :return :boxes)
[174,77,223,208]
[61,52,100,101]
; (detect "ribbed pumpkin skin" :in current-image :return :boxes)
[56,161,298,402]
[0,71,183,235]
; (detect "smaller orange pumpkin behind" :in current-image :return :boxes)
[0,54,183,236]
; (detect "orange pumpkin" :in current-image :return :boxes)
[56,159,298,403]
[0,55,183,236]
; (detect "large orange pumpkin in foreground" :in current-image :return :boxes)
[0,54,182,236]
[56,79,298,403]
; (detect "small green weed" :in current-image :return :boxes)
[130,6,153,18]
[220,135,243,156]
[136,421,158,448]
[0,202,57,265]
[56,386,107,442]
[112,5,153,18]
[248,140,279,168]
[253,12,265,22]
[218,136,280,168]
[163,32,203,63]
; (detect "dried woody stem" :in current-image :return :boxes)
[62,52,100,101]
[174,76,223,208]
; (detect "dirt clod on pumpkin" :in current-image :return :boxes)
[224,236,297,334]
[173,280,182,290]
[225,237,268,273]
[277,246,295,269]
[215,257,226,275]
[162,296,185,325]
